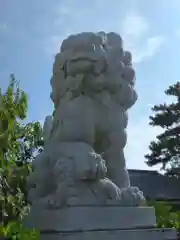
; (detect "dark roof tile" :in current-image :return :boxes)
[128,169,180,200]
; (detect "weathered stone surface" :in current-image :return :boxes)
[42,115,53,143]
[24,31,176,240]
[24,206,156,231]
[40,228,177,240]
[27,142,145,209]
[26,31,145,210]
[50,32,137,191]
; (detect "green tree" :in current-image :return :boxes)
[0,74,43,225]
[148,201,180,229]
[145,82,180,174]
[0,221,40,239]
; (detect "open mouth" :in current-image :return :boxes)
[63,55,108,78]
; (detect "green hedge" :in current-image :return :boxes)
[0,221,39,240]
[148,201,180,229]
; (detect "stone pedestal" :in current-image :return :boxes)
[24,206,177,239]
[40,229,177,240]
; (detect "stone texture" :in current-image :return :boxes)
[24,31,177,239]
[50,31,137,191]
[40,229,177,240]
[26,31,145,210]
[24,207,156,231]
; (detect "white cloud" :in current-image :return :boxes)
[144,36,164,57]
[122,14,148,43]
[46,35,62,55]
[45,34,68,56]
[125,115,163,171]
[122,13,164,63]
[45,4,165,63]
[132,36,164,63]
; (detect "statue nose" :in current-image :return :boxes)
[63,55,108,77]
[65,59,94,77]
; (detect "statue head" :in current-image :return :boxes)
[50,32,136,109]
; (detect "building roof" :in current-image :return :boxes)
[128,169,180,200]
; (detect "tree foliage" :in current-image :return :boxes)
[148,201,180,229]
[0,74,43,225]
[145,82,180,174]
[0,221,40,239]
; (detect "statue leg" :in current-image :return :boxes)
[94,101,129,189]
[103,131,130,189]
[103,126,130,189]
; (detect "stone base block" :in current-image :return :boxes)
[40,228,177,240]
[24,206,156,231]
[24,206,177,239]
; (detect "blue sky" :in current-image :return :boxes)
[0,0,180,170]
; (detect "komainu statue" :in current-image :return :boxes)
[27,32,145,209]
